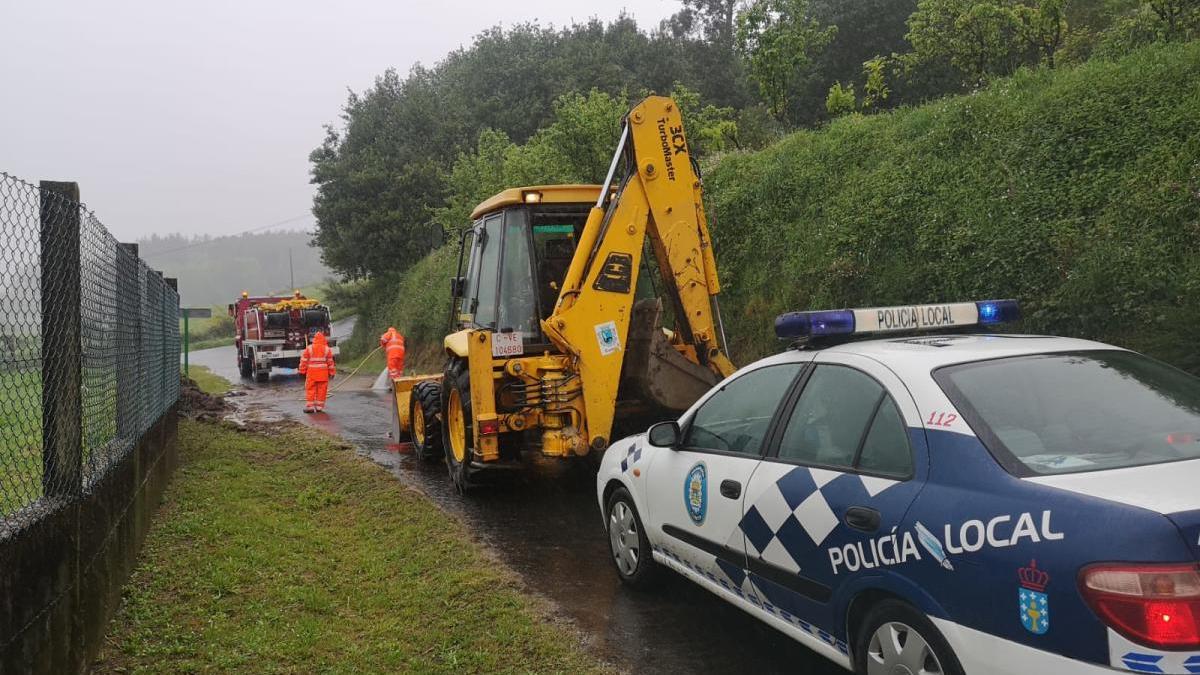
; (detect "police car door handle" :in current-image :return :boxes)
[719,479,742,500]
[844,507,881,533]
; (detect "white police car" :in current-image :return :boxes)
[596,300,1200,675]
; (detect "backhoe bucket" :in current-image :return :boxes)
[620,299,721,413]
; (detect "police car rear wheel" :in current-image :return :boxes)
[856,601,962,675]
[605,487,659,589]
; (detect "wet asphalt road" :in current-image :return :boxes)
[189,325,842,674]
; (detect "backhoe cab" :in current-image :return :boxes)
[391,96,735,491]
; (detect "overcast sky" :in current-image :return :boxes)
[0,1,676,242]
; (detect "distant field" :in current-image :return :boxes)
[180,305,233,351]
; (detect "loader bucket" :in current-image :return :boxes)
[619,299,721,413]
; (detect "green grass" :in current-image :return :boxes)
[95,420,602,674]
[0,370,42,515]
[187,336,235,352]
[185,365,231,396]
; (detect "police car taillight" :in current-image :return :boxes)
[1080,563,1200,648]
[774,299,1019,340]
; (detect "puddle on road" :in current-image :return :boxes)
[191,343,839,674]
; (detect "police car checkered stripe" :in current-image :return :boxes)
[740,464,897,572]
[620,443,642,472]
[1108,628,1200,673]
[653,542,849,656]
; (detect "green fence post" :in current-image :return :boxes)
[183,314,189,376]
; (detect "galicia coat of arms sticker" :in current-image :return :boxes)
[684,462,707,525]
[1018,559,1050,635]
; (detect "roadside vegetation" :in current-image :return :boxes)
[184,365,231,396]
[334,37,1200,376]
[181,306,235,351]
[96,419,602,673]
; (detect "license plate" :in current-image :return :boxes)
[492,331,523,357]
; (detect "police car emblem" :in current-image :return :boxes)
[1018,559,1050,635]
[684,462,707,525]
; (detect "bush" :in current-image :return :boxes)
[706,40,1200,372]
[341,246,458,370]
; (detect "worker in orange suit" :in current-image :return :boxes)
[299,331,336,413]
[379,327,406,381]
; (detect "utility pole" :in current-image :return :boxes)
[289,248,295,290]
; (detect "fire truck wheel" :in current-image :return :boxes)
[441,358,476,493]
[410,380,443,461]
[238,352,252,378]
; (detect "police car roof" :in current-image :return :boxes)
[758,334,1124,377]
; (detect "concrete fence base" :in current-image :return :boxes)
[0,406,180,673]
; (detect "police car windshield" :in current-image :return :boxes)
[936,350,1200,475]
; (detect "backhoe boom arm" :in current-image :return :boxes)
[542,96,735,451]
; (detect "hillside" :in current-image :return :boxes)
[341,40,1200,376]
[139,231,331,307]
[706,40,1200,372]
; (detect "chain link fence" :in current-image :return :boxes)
[0,172,180,535]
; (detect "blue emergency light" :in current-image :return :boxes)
[775,299,1019,340]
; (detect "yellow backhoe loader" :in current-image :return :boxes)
[391,95,736,491]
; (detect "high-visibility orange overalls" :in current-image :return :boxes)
[380,327,406,380]
[299,332,335,412]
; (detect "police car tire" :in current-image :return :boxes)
[410,380,443,461]
[441,358,475,493]
[605,487,660,590]
[854,599,964,675]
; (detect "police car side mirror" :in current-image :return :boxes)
[647,421,681,449]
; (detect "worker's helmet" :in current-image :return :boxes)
[293,289,302,298]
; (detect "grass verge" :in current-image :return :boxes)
[188,336,235,351]
[95,419,602,674]
[184,365,231,396]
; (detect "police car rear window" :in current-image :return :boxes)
[934,350,1200,476]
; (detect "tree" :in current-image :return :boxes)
[905,0,1072,84]
[1014,0,1069,67]
[1146,0,1200,36]
[309,68,453,279]
[735,0,838,119]
[675,0,744,47]
[906,0,1025,84]
[670,82,740,154]
[862,56,892,107]
[825,82,857,115]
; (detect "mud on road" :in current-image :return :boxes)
[189,339,842,674]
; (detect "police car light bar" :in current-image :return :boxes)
[774,299,1019,340]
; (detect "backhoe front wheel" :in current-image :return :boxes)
[442,359,477,493]
[409,380,443,461]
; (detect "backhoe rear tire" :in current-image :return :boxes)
[441,358,477,493]
[410,380,443,462]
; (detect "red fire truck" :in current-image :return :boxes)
[228,292,337,381]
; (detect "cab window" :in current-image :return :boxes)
[470,214,502,328]
[777,365,912,477]
[496,209,538,338]
[683,364,802,456]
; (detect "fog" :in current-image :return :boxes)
[0,1,675,242]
